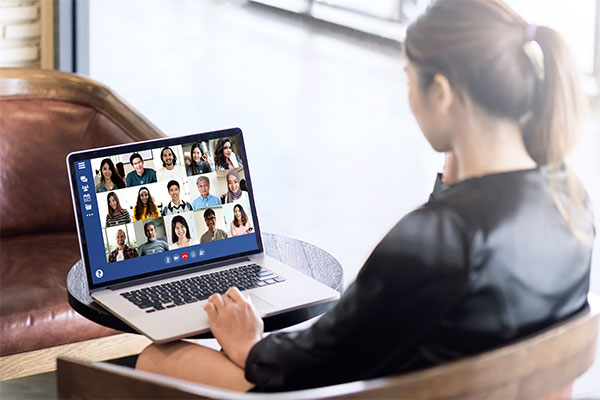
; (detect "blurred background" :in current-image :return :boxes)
[1,0,598,396]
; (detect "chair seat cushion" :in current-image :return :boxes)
[0,232,119,356]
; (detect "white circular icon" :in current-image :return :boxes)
[95,269,104,278]
[198,249,205,256]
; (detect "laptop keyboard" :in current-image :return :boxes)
[120,264,285,313]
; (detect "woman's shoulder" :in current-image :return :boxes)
[396,202,469,244]
[95,182,106,192]
[434,167,590,225]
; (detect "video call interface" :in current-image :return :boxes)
[74,133,259,286]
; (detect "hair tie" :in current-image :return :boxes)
[524,24,537,42]
[522,24,545,82]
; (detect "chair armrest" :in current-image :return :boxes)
[57,356,239,399]
[56,293,600,399]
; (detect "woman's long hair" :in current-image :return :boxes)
[134,187,159,221]
[107,192,125,218]
[100,159,125,189]
[186,143,209,175]
[171,215,191,243]
[214,138,231,170]
[233,204,248,227]
[404,0,588,236]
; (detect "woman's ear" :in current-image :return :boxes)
[430,73,454,115]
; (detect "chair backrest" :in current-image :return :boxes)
[0,68,165,238]
[57,293,600,400]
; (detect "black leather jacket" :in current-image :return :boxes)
[246,167,594,392]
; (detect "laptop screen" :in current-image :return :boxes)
[68,128,263,290]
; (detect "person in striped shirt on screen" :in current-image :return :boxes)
[105,191,131,227]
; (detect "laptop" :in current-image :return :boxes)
[67,127,340,343]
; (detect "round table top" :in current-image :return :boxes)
[67,233,344,336]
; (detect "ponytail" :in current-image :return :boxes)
[521,26,587,166]
[521,26,589,240]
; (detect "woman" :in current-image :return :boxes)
[186,142,212,176]
[223,170,248,204]
[214,138,242,171]
[105,192,131,227]
[133,187,161,222]
[137,0,594,392]
[230,204,253,236]
[96,159,125,192]
[169,215,198,249]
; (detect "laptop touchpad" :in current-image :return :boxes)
[249,294,275,315]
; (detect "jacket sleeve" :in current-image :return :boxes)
[245,204,470,391]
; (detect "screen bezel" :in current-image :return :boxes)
[67,127,264,291]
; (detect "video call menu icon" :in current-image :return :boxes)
[77,161,86,170]
[80,176,88,183]
[95,269,104,278]
[181,252,189,261]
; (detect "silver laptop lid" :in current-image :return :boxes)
[67,128,264,292]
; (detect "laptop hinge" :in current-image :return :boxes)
[106,256,253,291]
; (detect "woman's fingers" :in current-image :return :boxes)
[225,287,246,303]
[208,293,225,310]
[204,301,217,317]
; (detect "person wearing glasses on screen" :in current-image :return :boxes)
[214,138,242,171]
[186,142,212,176]
[137,0,593,393]
[200,208,228,243]
[96,159,125,193]
[105,192,131,227]
[157,147,186,182]
[125,153,157,187]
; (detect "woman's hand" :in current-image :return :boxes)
[204,287,264,368]
[442,152,460,184]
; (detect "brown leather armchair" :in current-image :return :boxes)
[0,68,165,374]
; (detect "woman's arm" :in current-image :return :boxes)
[212,206,469,392]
